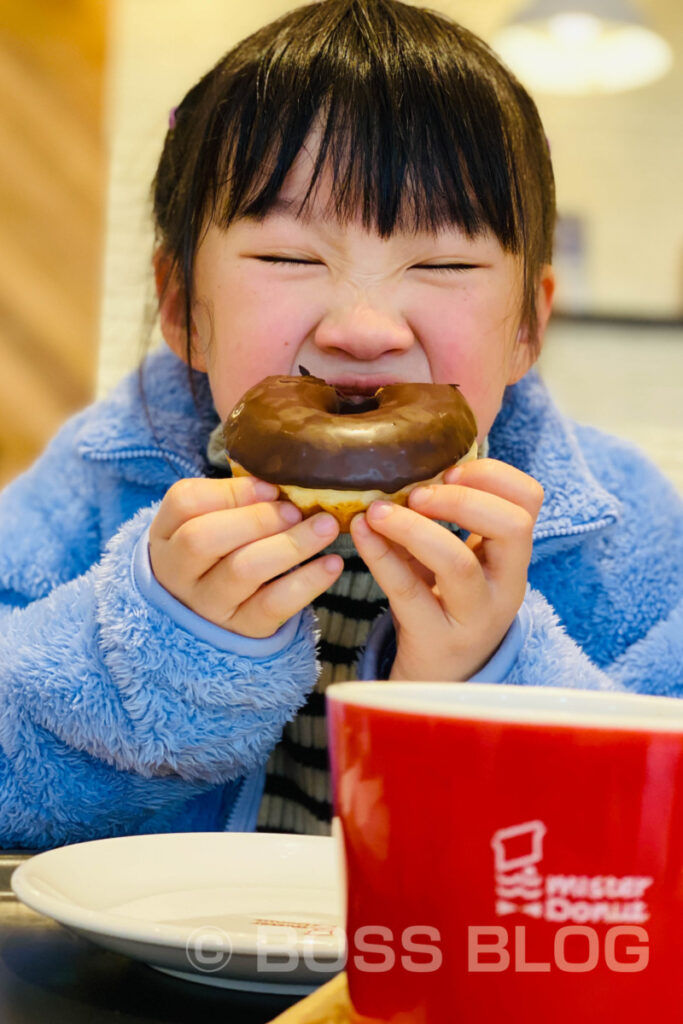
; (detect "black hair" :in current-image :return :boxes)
[152,0,555,362]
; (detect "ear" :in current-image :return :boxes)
[153,248,207,372]
[507,264,555,385]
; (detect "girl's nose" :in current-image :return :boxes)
[313,302,415,361]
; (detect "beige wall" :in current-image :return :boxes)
[0,0,107,486]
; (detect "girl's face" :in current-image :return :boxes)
[159,146,554,443]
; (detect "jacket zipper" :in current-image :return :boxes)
[534,514,617,542]
[84,447,200,478]
[223,768,266,832]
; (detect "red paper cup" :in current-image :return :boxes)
[326,682,683,1024]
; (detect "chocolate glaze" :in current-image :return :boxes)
[223,375,478,492]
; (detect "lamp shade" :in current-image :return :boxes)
[492,0,673,94]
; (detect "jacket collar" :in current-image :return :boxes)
[490,369,621,556]
[77,347,620,546]
[76,345,218,487]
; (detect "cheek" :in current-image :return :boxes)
[203,279,317,420]
[450,369,505,443]
[420,305,516,441]
[221,274,316,356]
[466,384,507,442]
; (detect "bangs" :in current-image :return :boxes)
[205,2,522,248]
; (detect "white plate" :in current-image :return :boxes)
[11,832,346,995]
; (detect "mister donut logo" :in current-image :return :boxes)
[490,820,653,924]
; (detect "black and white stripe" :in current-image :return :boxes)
[205,425,387,835]
[256,533,387,836]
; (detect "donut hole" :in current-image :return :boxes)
[333,390,381,415]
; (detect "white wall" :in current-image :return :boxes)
[450,0,683,317]
[539,320,683,492]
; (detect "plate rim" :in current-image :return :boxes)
[11,831,345,958]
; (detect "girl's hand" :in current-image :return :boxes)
[349,459,544,681]
[149,476,342,638]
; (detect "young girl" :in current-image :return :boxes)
[1,0,681,849]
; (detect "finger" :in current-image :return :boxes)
[230,554,344,638]
[350,512,436,586]
[167,500,302,581]
[361,503,489,617]
[199,512,340,613]
[442,459,544,519]
[350,512,442,627]
[152,476,280,541]
[407,483,536,569]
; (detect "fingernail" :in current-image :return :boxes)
[280,503,302,524]
[444,466,462,484]
[323,554,343,573]
[410,486,432,507]
[351,513,369,536]
[253,479,279,499]
[368,501,393,519]
[312,513,338,536]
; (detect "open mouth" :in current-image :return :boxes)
[297,365,394,409]
[331,386,385,414]
[298,364,389,400]
[332,385,382,401]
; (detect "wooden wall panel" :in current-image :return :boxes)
[0,0,107,487]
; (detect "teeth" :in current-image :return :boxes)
[340,393,373,405]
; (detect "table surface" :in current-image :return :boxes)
[0,853,299,1024]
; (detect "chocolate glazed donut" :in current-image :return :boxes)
[223,374,478,530]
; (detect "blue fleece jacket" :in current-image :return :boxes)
[1,346,681,849]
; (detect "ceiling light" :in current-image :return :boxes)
[492,0,673,95]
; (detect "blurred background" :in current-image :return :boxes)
[1,0,681,491]
[0,0,106,486]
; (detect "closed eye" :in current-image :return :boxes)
[255,256,322,266]
[414,263,479,273]
[254,257,480,272]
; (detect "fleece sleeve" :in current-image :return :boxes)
[489,586,683,695]
[0,504,320,849]
[491,586,627,691]
[359,585,683,694]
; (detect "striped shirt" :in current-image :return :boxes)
[256,532,386,836]
[206,424,387,836]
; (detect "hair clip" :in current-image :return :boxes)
[168,106,178,130]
